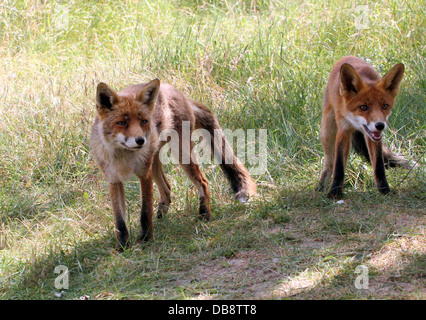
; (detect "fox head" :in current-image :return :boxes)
[95,79,160,150]
[339,63,404,142]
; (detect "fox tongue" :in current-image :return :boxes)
[363,124,383,141]
[372,131,382,140]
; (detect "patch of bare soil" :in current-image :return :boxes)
[192,250,284,299]
[365,233,426,299]
[183,217,425,299]
[189,227,341,299]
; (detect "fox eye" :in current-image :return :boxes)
[117,121,127,126]
[359,105,368,111]
[382,104,389,110]
[141,119,148,125]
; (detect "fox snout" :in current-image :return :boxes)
[366,120,387,132]
[363,121,387,142]
[135,136,145,146]
[117,134,147,149]
[375,122,386,131]
[127,136,146,148]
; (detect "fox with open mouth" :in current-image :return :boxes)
[317,56,413,199]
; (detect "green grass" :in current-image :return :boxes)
[0,0,424,300]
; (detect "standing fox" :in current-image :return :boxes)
[90,79,256,250]
[317,56,412,199]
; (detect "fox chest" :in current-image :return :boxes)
[101,153,151,183]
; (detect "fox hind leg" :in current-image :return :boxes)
[152,153,171,219]
[180,159,211,221]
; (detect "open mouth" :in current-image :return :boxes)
[363,125,382,142]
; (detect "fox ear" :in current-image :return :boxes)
[380,63,404,96]
[136,79,160,110]
[339,63,364,98]
[96,83,119,114]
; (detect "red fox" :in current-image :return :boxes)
[90,79,256,250]
[317,56,412,199]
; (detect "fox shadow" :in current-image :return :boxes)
[3,175,424,299]
[2,187,245,299]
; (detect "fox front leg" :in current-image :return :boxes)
[109,182,129,251]
[327,130,351,199]
[138,173,154,242]
[366,138,391,195]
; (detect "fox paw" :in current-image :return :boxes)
[327,189,342,200]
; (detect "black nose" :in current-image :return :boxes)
[375,122,385,131]
[135,137,145,146]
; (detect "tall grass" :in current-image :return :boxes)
[0,0,424,299]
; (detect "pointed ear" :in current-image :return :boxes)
[380,63,404,96]
[96,83,120,114]
[339,63,364,98]
[135,79,160,110]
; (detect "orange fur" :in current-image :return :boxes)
[90,79,256,250]
[318,56,409,199]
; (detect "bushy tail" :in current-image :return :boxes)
[191,100,257,202]
[351,130,413,169]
